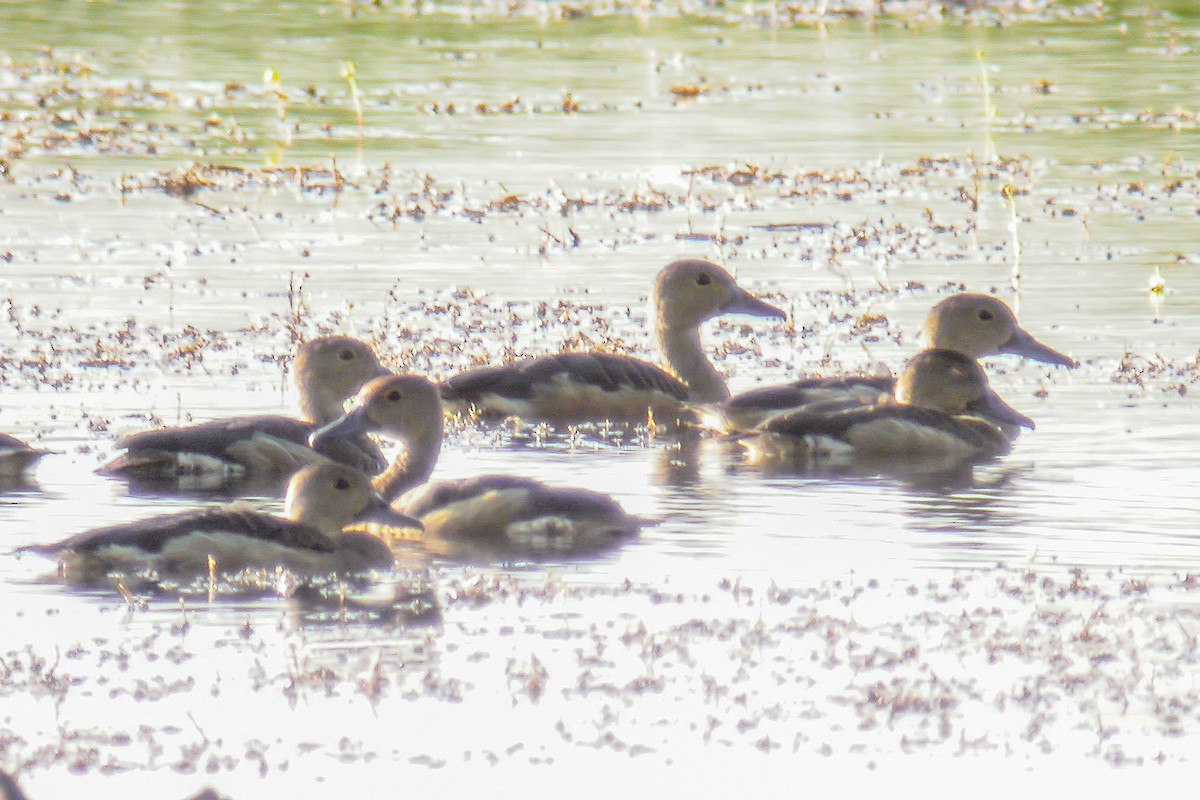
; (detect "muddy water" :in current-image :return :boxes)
[3,1,1200,795]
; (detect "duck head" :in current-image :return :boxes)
[285,462,422,537]
[294,336,391,423]
[922,294,1076,367]
[310,374,444,452]
[653,259,786,330]
[896,349,1035,431]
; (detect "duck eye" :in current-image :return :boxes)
[334,477,350,490]
[339,349,356,361]
[696,273,712,286]
[386,390,402,402]
[978,309,994,322]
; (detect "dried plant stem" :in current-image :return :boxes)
[342,61,364,145]
[977,51,997,163]
[1002,184,1021,291]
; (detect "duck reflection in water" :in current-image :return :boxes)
[279,573,443,630]
[896,463,1038,567]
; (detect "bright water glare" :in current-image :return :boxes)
[2,1,1200,796]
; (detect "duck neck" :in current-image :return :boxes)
[657,321,728,403]
[373,424,443,503]
[298,388,339,425]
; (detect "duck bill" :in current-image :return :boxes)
[309,406,373,449]
[355,492,424,533]
[721,289,787,321]
[970,390,1036,431]
[1001,327,1077,368]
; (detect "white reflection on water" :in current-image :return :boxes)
[4,1,1200,794]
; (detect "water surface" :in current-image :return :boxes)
[2,1,1200,795]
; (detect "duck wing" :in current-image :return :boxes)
[441,353,688,403]
[102,415,384,476]
[401,474,627,520]
[112,415,311,456]
[399,474,640,556]
[26,505,336,556]
[764,403,1005,456]
[729,375,895,414]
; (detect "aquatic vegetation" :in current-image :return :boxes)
[2,1,1199,794]
[340,61,364,145]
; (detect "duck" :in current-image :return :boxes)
[710,292,1075,431]
[0,771,30,800]
[311,374,644,560]
[98,336,390,483]
[0,434,49,480]
[438,259,786,427]
[21,463,419,582]
[738,349,1035,470]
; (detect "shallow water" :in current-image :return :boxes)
[3,0,1200,795]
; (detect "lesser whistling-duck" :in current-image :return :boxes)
[738,348,1035,469]
[0,434,49,480]
[711,293,1073,432]
[99,336,389,482]
[439,259,786,427]
[23,462,418,581]
[313,374,645,560]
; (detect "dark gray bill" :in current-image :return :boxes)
[1000,327,1077,368]
[721,288,787,321]
[309,406,372,449]
[969,389,1036,431]
[356,490,424,533]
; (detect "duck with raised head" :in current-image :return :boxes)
[0,434,49,480]
[438,259,786,427]
[738,349,1035,469]
[710,292,1074,432]
[312,374,643,560]
[22,463,418,581]
[99,336,390,483]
